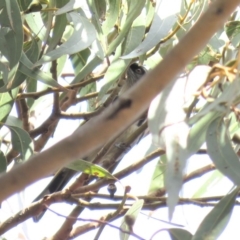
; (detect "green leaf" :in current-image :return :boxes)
[60,56,102,101]
[168,228,193,240]
[1,0,23,68]
[145,0,155,28]
[0,61,9,84]
[120,200,144,240]
[47,0,68,51]
[189,79,240,124]
[0,151,7,173]
[6,115,23,128]
[34,12,97,66]
[94,0,106,21]
[24,0,43,14]
[0,88,18,125]
[87,1,107,55]
[192,170,224,198]
[69,56,102,85]
[6,125,34,161]
[98,54,131,100]
[148,66,212,220]
[0,39,40,92]
[24,11,46,40]
[192,187,240,240]
[24,39,40,62]
[106,0,145,55]
[18,52,63,88]
[208,31,226,52]
[148,154,166,194]
[66,159,115,179]
[17,0,32,12]
[206,117,240,185]
[225,21,240,39]
[55,0,84,15]
[26,77,37,108]
[122,0,181,59]
[69,48,91,75]
[121,8,146,55]
[188,111,220,153]
[102,0,120,35]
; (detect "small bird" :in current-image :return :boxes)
[32,63,147,222]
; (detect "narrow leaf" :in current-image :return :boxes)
[120,200,144,240]
[206,117,240,185]
[0,151,7,173]
[190,78,240,124]
[0,88,18,125]
[67,159,115,179]
[0,39,40,92]
[122,8,146,55]
[55,0,84,15]
[47,0,68,51]
[24,12,46,40]
[1,0,23,68]
[18,52,63,88]
[192,187,240,240]
[168,228,193,240]
[102,0,120,34]
[7,125,34,161]
[34,12,97,66]
[106,0,145,56]
[122,0,181,59]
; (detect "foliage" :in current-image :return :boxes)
[0,0,240,239]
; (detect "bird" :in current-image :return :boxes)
[32,63,147,222]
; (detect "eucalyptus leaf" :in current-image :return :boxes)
[47,0,68,52]
[148,154,166,194]
[122,8,146,56]
[206,117,240,185]
[1,0,23,68]
[120,200,144,240]
[18,52,63,88]
[106,0,145,56]
[67,159,115,179]
[55,0,84,15]
[0,87,18,125]
[24,11,46,40]
[190,78,240,124]
[69,48,91,74]
[148,65,212,220]
[102,0,120,34]
[168,228,193,240]
[192,187,240,240]
[6,125,34,161]
[122,0,181,59]
[0,151,7,173]
[0,39,40,92]
[34,12,97,66]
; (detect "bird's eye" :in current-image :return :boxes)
[135,68,144,74]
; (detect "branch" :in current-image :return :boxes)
[0,0,237,203]
[45,207,145,240]
[0,149,162,235]
[49,206,84,240]
[16,75,103,100]
[148,163,216,198]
